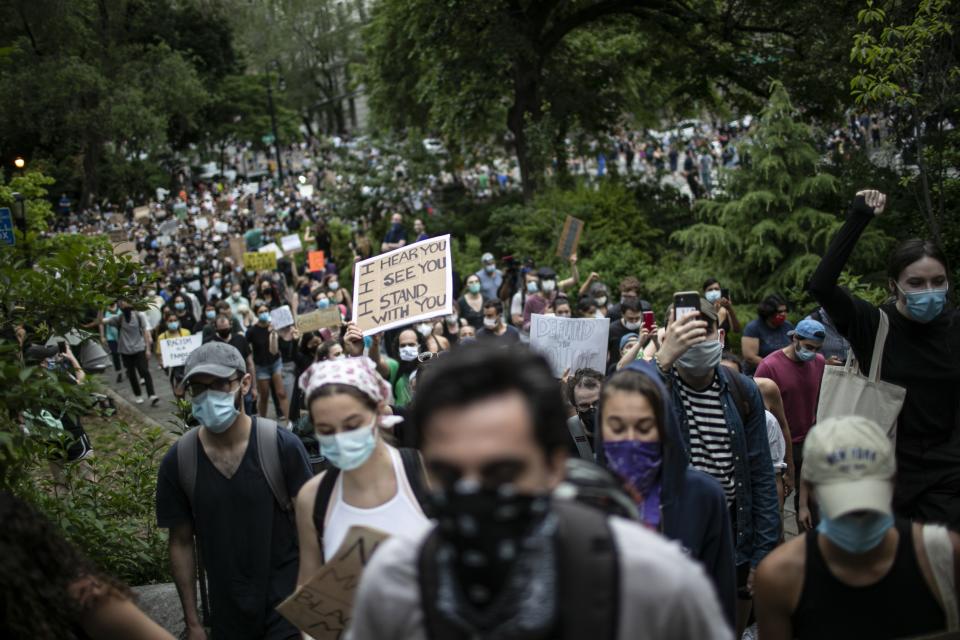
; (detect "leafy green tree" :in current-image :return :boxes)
[0,170,145,484]
[850,0,960,256]
[673,82,890,299]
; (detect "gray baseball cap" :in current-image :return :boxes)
[481,252,495,263]
[182,341,246,383]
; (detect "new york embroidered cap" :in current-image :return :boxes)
[802,415,895,518]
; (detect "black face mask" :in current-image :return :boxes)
[578,406,597,437]
[216,328,232,339]
[425,482,550,609]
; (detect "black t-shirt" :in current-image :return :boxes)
[205,332,251,364]
[155,420,312,640]
[246,325,279,367]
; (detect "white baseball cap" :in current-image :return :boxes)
[801,416,895,518]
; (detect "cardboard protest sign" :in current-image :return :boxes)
[243,251,277,272]
[217,199,231,213]
[281,234,303,254]
[108,229,126,243]
[308,250,326,273]
[556,215,584,259]
[276,526,389,639]
[529,314,609,378]
[296,308,341,333]
[260,242,283,259]
[159,334,202,368]
[298,184,315,199]
[254,197,266,216]
[214,220,229,233]
[270,305,295,329]
[352,235,453,336]
[194,216,209,230]
[133,206,150,220]
[230,236,246,264]
[113,241,139,261]
[159,219,178,236]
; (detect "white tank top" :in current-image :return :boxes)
[322,446,431,561]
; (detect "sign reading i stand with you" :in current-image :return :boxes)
[529,313,609,378]
[352,235,453,335]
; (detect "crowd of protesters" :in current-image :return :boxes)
[9,148,960,640]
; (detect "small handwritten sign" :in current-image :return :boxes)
[244,251,277,272]
[556,215,584,259]
[308,250,326,273]
[159,334,203,368]
[270,305,295,329]
[352,235,453,335]
[276,526,389,639]
[281,234,303,254]
[529,314,609,377]
[297,308,342,333]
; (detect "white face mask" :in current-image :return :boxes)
[624,320,641,331]
[416,323,434,337]
[483,317,498,329]
[399,345,419,361]
[541,280,556,293]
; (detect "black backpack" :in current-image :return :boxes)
[312,447,427,562]
[417,499,619,640]
[177,416,292,516]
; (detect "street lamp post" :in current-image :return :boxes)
[265,68,284,184]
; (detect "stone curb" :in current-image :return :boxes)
[101,385,169,433]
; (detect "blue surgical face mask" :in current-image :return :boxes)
[676,336,723,376]
[897,284,947,323]
[167,321,180,331]
[818,511,894,554]
[795,341,818,362]
[175,302,186,311]
[205,310,216,320]
[192,389,240,433]
[328,281,339,291]
[214,278,222,287]
[316,298,330,309]
[704,289,722,304]
[484,263,496,273]
[319,423,377,470]
[526,281,539,294]
[258,312,271,324]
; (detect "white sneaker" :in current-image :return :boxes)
[149,395,159,407]
[135,396,145,404]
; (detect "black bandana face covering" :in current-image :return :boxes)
[426,480,557,636]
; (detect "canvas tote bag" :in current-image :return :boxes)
[816,310,906,441]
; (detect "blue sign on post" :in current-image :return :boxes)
[0,208,14,246]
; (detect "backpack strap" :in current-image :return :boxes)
[398,447,428,508]
[176,427,200,511]
[722,367,752,425]
[553,499,619,640]
[566,415,594,460]
[254,417,291,512]
[312,467,341,563]
[418,530,471,640]
[922,523,959,631]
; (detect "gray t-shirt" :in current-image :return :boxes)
[105,311,148,355]
[346,514,732,640]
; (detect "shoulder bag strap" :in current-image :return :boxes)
[923,523,959,631]
[176,427,200,512]
[554,499,619,640]
[398,447,428,508]
[255,417,290,512]
[868,310,890,382]
[567,416,595,460]
[312,468,340,563]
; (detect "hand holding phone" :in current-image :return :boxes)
[673,291,701,321]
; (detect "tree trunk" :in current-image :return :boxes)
[508,66,542,201]
[554,123,571,188]
[912,106,942,245]
[81,136,101,208]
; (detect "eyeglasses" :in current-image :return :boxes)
[186,377,240,398]
[417,351,449,363]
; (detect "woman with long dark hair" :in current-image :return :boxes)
[809,189,960,527]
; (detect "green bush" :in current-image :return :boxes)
[15,420,172,586]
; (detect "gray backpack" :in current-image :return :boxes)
[176,417,292,514]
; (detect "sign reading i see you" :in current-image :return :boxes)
[352,235,453,335]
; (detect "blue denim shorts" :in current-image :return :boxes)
[255,359,282,381]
